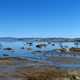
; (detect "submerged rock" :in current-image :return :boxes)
[3,54,9,56]
[27,42,33,46]
[27,47,32,51]
[52,43,55,46]
[3,48,14,51]
[29,43,33,46]
[32,51,42,54]
[36,44,47,48]
[21,47,25,49]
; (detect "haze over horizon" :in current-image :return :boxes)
[0,0,80,37]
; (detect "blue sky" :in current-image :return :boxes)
[0,0,80,37]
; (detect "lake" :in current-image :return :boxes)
[0,41,80,69]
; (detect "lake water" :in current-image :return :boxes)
[0,41,76,50]
[0,41,80,69]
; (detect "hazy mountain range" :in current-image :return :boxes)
[0,37,79,42]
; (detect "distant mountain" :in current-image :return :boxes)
[0,37,18,42]
[17,37,80,42]
[0,37,80,42]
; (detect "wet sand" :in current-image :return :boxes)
[0,57,79,80]
[0,50,79,80]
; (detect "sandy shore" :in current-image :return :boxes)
[0,57,79,80]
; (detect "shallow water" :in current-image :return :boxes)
[0,50,79,69]
[0,41,80,69]
[0,41,75,50]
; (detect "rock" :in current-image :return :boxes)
[27,42,33,46]
[52,43,55,46]
[21,47,25,49]
[75,76,80,80]
[36,44,46,48]
[69,48,80,52]
[70,75,80,80]
[3,54,9,56]
[3,48,14,51]
[27,47,32,51]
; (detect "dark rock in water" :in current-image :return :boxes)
[36,44,46,48]
[70,75,77,80]
[21,47,25,49]
[52,44,55,46]
[3,54,9,56]
[29,43,32,46]
[32,51,42,54]
[36,45,43,48]
[35,39,38,41]
[3,48,14,51]
[27,42,33,46]
[48,42,51,44]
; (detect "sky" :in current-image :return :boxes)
[0,0,80,37]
